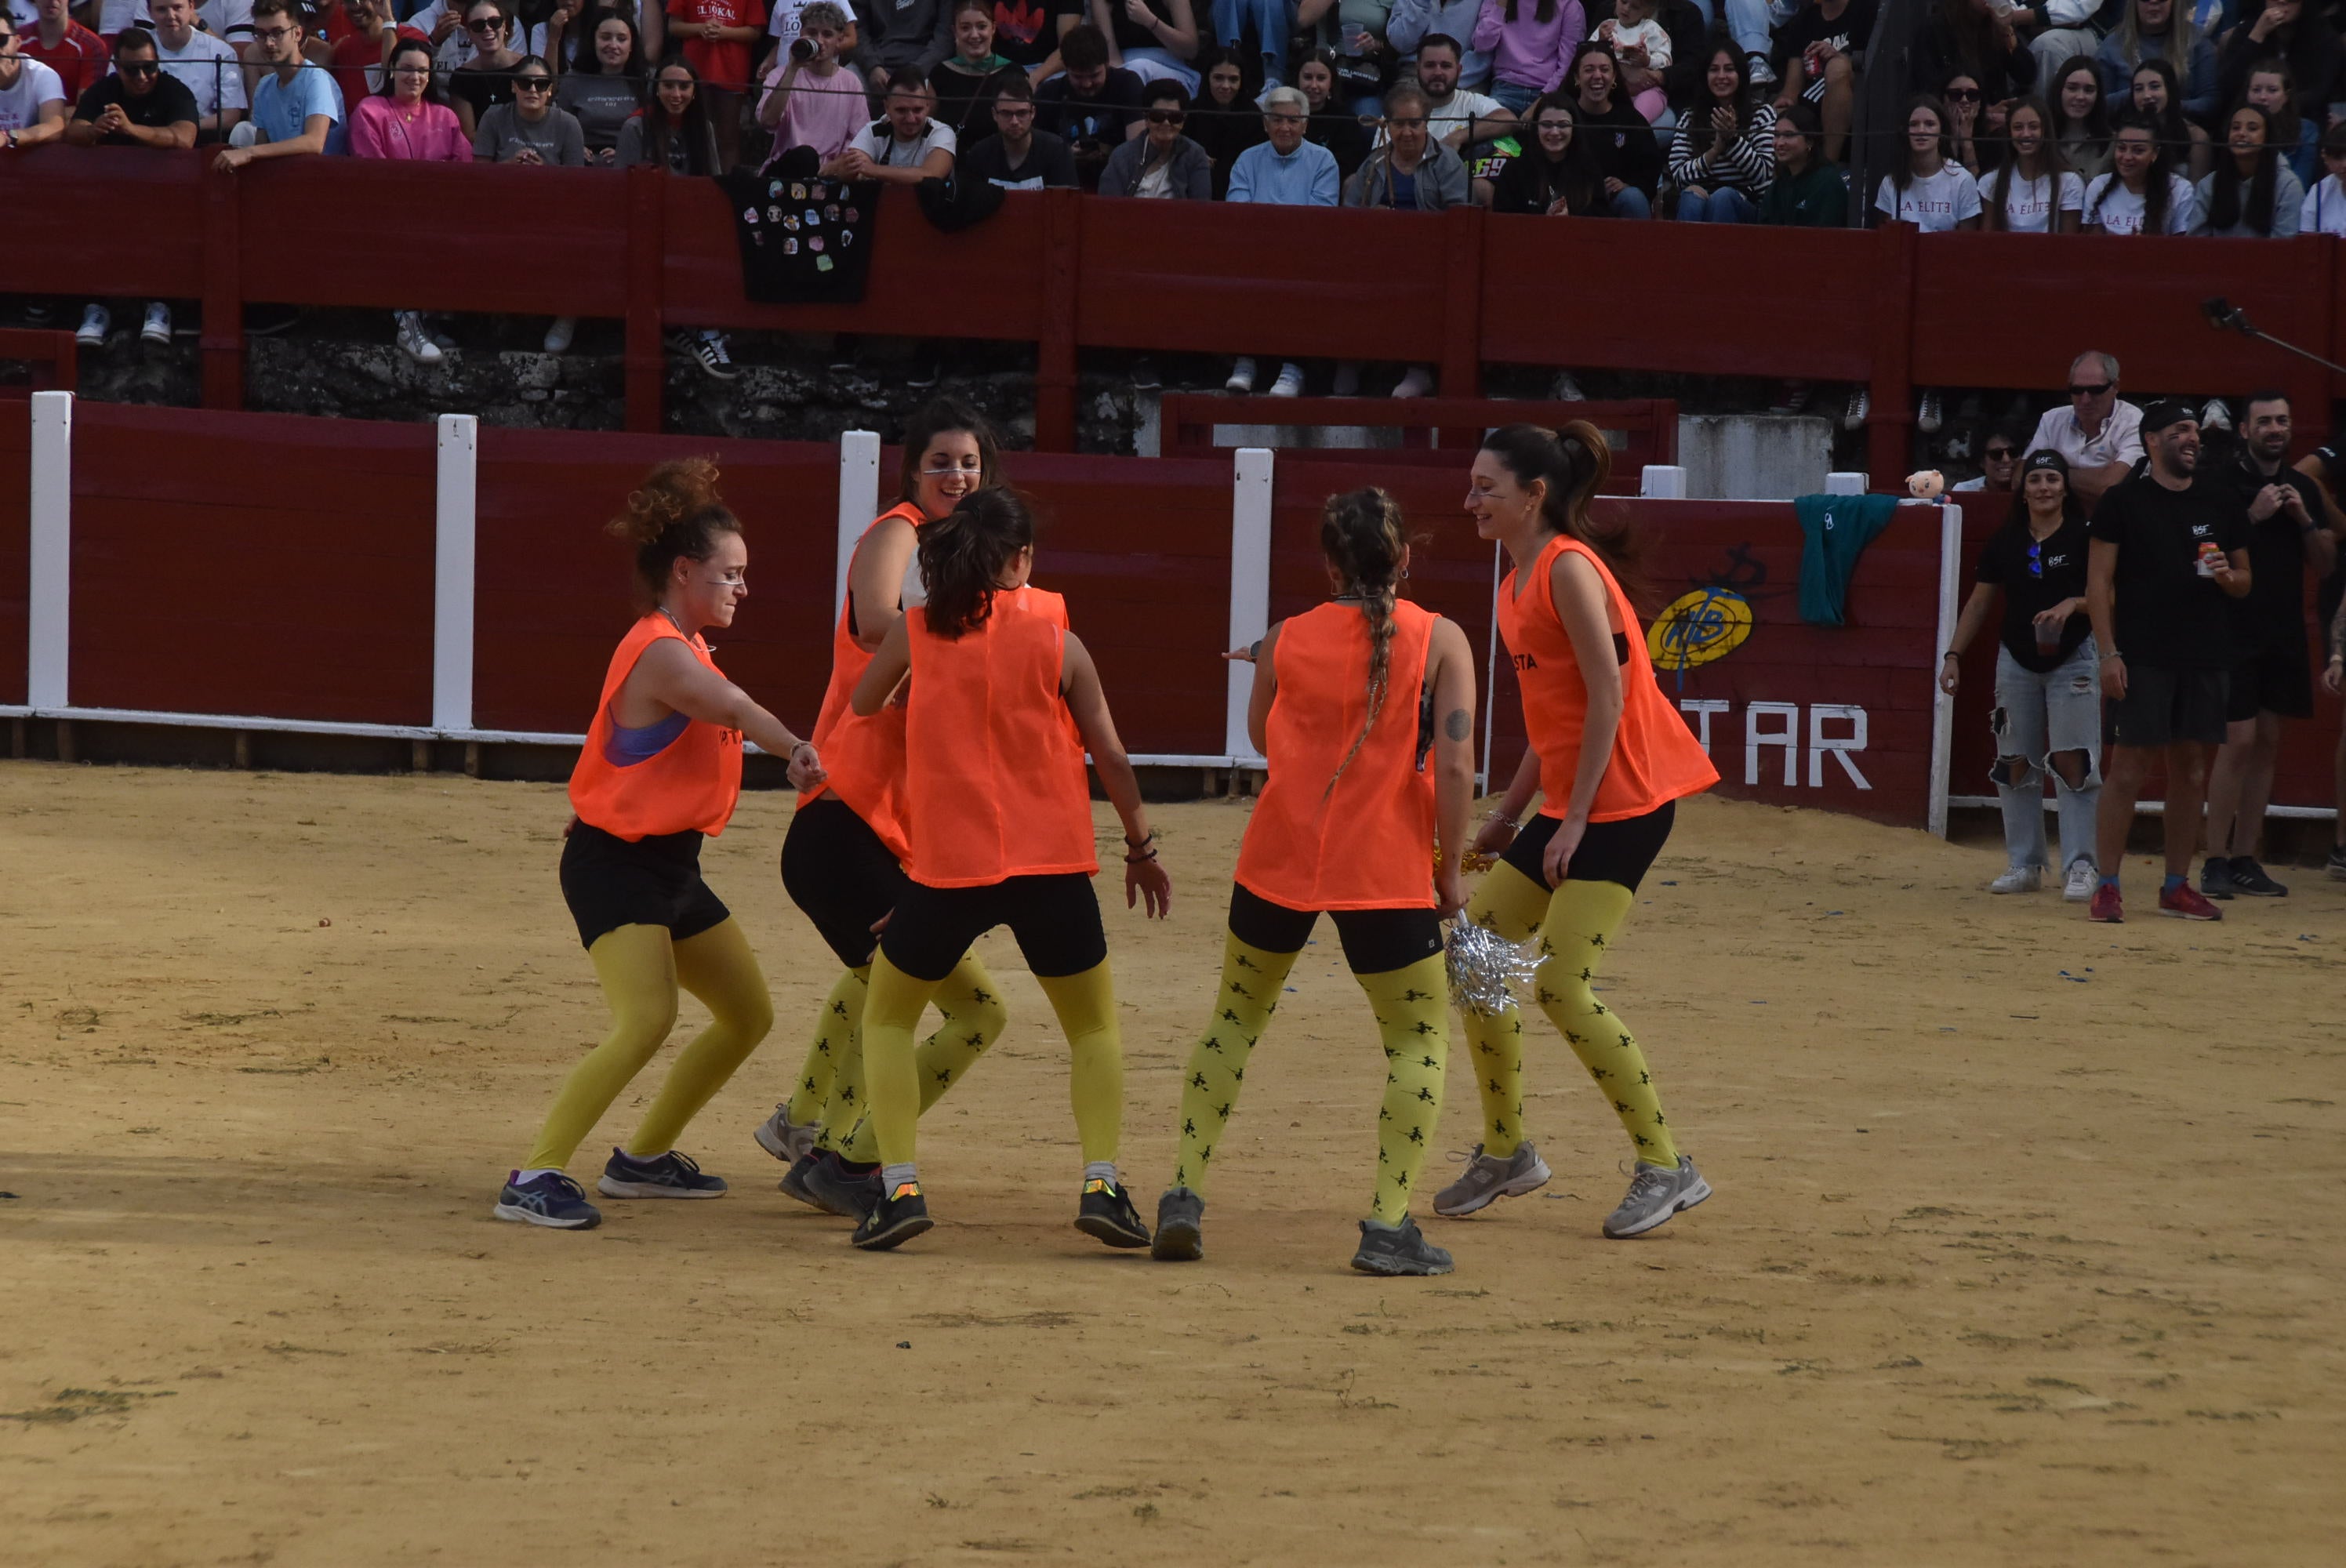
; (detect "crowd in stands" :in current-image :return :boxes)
[6,0,2346,374]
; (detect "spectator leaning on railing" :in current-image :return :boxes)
[146,0,245,141]
[1100,74,1211,193]
[822,63,956,179]
[1224,83,1338,399]
[2025,350,2141,502]
[1666,42,1774,221]
[350,38,468,368]
[216,0,342,166]
[476,53,586,354]
[0,8,67,150]
[558,5,645,165]
[63,27,194,352]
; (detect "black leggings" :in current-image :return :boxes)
[1501,800,1676,893]
[880,872,1109,983]
[1226,884,1444,975]
[779,795,909,968]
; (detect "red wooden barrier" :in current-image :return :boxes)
[0,329,78,397]
[0,405,27,706]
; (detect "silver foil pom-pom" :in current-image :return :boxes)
[1445,916,1542,1017]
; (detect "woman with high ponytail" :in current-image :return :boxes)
[492,458,826,1232]
[1152,488,1480,1276]
[841,487,1173,1252]
[1433,421,1720,1241]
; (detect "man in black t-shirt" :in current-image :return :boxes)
[1033,23,1140,184]
[2293,430,2346,883]
[60,30,198,349]
[961,79,1076,187]
[2083,401,2250,924]
[2200,393,2336,900]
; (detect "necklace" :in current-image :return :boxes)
[658,605,692,638]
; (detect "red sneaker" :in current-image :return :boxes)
[2086,882,2123,923]
[2159,883,2223,920]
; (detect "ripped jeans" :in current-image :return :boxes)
[1990,638,2102,873]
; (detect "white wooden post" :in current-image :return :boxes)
[1640,464,1687,499]
[27,391,72,711]
[432,414,478,734]
[1824,471,1868,495]
[836,430,881,614]
[1927,502,1962,838]
[1226,448,1274,764]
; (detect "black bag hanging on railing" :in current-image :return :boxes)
[717,165,881,304]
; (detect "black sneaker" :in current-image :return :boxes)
[597,1148,727,1199]
[2199,857,2236,900]
[1151,1187,1203,1261]
[2228,856,2289,897]
[492,1170,601,1229]
[1075,1177,1150,1248]
[802,1151,882,1219]
[1350,1216,1454,1276]
[851,1178,933,1250]
[777,1149,823,1210]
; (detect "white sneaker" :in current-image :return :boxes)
[1843,387,1870,429]
[140,302,172,344]
[1267,362,1304,397]
[1549,370,1587,401]
[693,331,739,380]
[394,311,443,366]
[751,1102,819,1164]
[2063,860,2097,902]
[2199,397,2232,432]
[1391,365,1433,399]
[76,304,111,347]
[543,315,576,354]
[1917,388,1944,434]
[1988,866,2042,894]
[1745,53,1778,87]
[1225,356,1257,394]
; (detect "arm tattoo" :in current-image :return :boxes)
[1443,707,1472,742]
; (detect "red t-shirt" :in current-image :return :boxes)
[325,7,431,112]
[22,23,111,103]
[670,0,767,92]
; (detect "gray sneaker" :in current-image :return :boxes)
[1350,1216,1453,1276]
[1432,1140,1551,1218]
[752,1102,819,1163]
[1603,1155,1712,1238]
[1152,1187,1204,1261]
[801,1151,881,1219]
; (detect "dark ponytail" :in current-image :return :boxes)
[1479,420,1643,604]
[917,488,1035,639]
[608,456,739,603]
[1318,486,1411,796]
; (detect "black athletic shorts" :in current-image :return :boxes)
[2108,665,2228,747]
[1226,883,1444,976]
[559,822,731,949]
[781,794,910,967]
[1501,799,1676,893]
[2225,644,2314,722]
[880,872,1107,983]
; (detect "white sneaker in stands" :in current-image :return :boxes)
[1225,356,1257,394]
[141,302,172,345]
[1267,362,1305,397]
[1391,366,1433,398]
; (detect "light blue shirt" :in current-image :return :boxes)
[252,64,343,149]
[1226,140,1341,207]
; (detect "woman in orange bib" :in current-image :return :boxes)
[494,459,826,1232]
[1432,423,1722,1240]
[844,488,1174,1252]
[1150,488,1479,1277]
[752,398,1020,1222]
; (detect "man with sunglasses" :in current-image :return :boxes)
[1954,426,2027,491]
[62,26,194,351]
[213,0,341,169]
[2024,349,2143,504]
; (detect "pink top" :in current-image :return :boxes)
[759,60,869,167]
[348,95,470,162]
[1470,0,1589,94]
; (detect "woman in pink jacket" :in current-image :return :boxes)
[350,38,469,367]
[1472,0,1586,114]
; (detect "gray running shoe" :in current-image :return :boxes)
[1351,1216,1453,1276]
[1152,1187,1204,1261]
[1602,1156,1712,1239]
[2228,857,2288,897]
[753,1102,819,1164]
[801,1151,881,1220]
[1432,1140,1551,1218]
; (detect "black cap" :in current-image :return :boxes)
[2021,448,2068,477]
[2141,399,2198,434]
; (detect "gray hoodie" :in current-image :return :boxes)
[1100,133,1214,198]
[859,0,954,75]
[1342,138,1468,210]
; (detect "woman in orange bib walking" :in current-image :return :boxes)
[494,459,825,1232]
[1434,423,1721,1239]
[845,488,1173,1252]
[1152,488,1480,1276]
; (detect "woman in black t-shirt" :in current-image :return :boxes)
[1940,449,2104,898]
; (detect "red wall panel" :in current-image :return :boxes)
[0,404,27,706]
[67,404,435,723]
[8,150,205,300]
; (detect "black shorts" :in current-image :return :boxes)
[2225,644,2314,722]
[1501,799,1676,893]
[880,872,1107,984]
[559,822,731,950]
[1226,883,1444,976]
[2108,665,2228,748]
[780,794,910,968]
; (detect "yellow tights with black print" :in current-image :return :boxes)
[783,960,1010,1160]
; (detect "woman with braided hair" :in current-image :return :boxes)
[1152,488,1480,1276]
[1434,423,1719,1239]
[493,458,826,1231]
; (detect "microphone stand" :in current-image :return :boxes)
[2203,296,2346,378]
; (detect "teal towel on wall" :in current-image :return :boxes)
[1793,493,1901,626]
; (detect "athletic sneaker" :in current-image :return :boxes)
[1151,1187,1204,1261]
[752,1102,819,1164]
[1916,389,1944,434]
[1988,866,2040,894]
[394,311,443,366]
[75,303,110,347]
[2063,859,2097,902]
[1076,1177,1151,1248]
[850,1178,933,1250]
[2158,884,2223,921]
[1432,1139,1551,1218]
[777,1149,823,1209]
[492,1171,601,1229]
[1602,1155,1712,1239]
[2199,856,2237,900]
[543,315,576,354]
[1225,356,1257,394]
[1390,366,1433,399]
[1842,387,1870,429]
[140,303,172,346]
[1350,1216,1453,1276]
[1266,362,1306,398]
[801,1151,882,1220]
[597,1148,727,1199]
[2228,857,2288,897]
[692,332,739,380]
[2328,845,2346,880]
[2087,882,2123,923]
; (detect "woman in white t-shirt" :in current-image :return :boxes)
[1873,95,1982,231]
[2082,111,2195,233]
[1979,97,2083,233]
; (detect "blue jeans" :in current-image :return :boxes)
[1120,46,1201,92]
[1491,80,1540,114]
[1676,187,1755,223]
[1992,638,2103,873]
[1721,0,1774,55]
[1609,185,1653,219]
[1212,0,1295,80]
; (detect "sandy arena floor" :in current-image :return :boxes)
[1,762,2341,1567]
